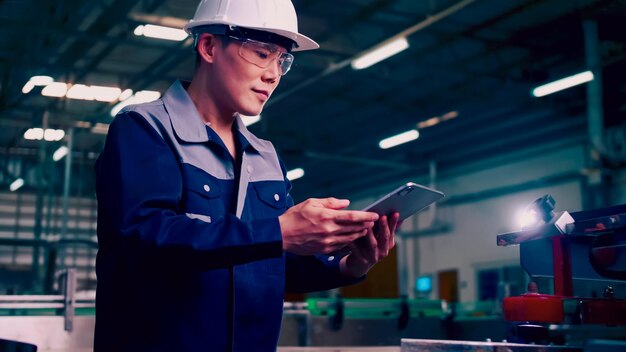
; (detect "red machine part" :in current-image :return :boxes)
[580,298,626,325]
[503,293,564,323]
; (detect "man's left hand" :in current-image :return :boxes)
[339,212,400,278]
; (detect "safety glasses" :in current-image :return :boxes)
[227,36,294,76]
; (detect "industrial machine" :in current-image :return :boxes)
[400,196,626,351]
[491,195,626,350]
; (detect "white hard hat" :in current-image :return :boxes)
[184,0,319,52]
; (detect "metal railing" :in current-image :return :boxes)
[0,269,95,331]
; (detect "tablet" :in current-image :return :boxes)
[362,182,444,221]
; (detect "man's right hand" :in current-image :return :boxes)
[278,198,379,255]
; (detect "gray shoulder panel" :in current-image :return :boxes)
[121,101,234,180]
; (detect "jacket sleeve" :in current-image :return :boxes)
[284,252,365,293]
[95,112,283,271]
[276,159,365,293]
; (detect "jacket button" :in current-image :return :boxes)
[327,256,335,261]
[274,193,280,201]
[203,184,210,192]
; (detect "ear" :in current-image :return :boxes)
[196,33,220,65]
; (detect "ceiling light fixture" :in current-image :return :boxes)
[110,90,161,116]
[41,82,68,97]
[118,89,133,101]
[90,85,123,102]
[55,83,122,102]
[417,110,459,129]
[24,128,65,141]
[23,128,44,140]
[532,71,594,97]
[134,24,188,41]
[28,78,125,102]
[351,37,409,70]
[66,84,95,100]
[44,129,65,141]
[30,76,54,86]
[10,178,24,192]
[22,75,54,94]
[53,146,69,162]
[379,129,419,149]
[286,168,305,181]
[22,81,35,94]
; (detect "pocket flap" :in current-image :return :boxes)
[181,165,222,199]
[253,181,287,209]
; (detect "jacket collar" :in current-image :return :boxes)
[162,80,270,153]
[234,113,271,153]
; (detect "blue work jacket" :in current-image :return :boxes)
[94,81,361,351]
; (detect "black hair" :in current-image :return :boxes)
[193,34,235,71]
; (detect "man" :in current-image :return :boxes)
[94,0,399,350]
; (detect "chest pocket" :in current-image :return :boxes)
[251,181,287,219]
[181,165,225,221]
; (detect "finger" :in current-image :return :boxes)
[389,213,402,232]
[328,223,375,236]
[333,210,379,223]
[331,229,368,244]
[367,227,378,249]
[347,232,369,258]
[366,228,378,261]
[388,212,400,233]
[389,212,399,250]
[329,230,367,252]
[377,216,391,260]
[396,218,404,231]
[318,197,350,210]
[346,230,376,263]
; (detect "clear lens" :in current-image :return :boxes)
[237,39,293,76]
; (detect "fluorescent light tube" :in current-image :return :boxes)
[118,89,133,101]
[418,117,440,129]
[66,84,94,100]
[53,146,69,161]
[90,85,122,102]
[110,90,161,116]
[24,128,44,140]
[66,84,121,102]
[22,81,35,94]
[351,37,409,70]
[286,168,305,181]
[134,24,188,41]
[417,110,459,129]
[441,110,458,121]
[10,178,24,192]
[134,90,161,101]
[532,71,594,97]
[379,129,419,149]
[44,129,65,142]
[41,82,68,97]
[24,128,64,141]
[30,76,53,86]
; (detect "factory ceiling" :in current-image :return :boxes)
[0,0,625,201]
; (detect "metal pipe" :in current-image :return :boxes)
[31,110,48,291]
[583,20,604,155]
[61,128,74,239]
[396,236,408,297]
[583,19,610,208]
